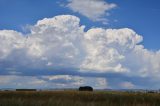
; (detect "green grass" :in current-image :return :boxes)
[0,90,160,106]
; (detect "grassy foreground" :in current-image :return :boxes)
[0,90,160,106]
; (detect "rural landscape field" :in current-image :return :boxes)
[1,90,160,106]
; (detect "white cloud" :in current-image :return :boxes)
[0,75,107,89]
[0,75,46,88]
[66,0,117,23]
[0,30,25,59]
[0,15,85,69]
[120,81,135,89]
[0,15,160,85]
[40,75,108,89]
[81,28,143,73]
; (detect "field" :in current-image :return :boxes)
[0,90,160,106]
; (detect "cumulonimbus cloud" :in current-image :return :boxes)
[0,15,160,80]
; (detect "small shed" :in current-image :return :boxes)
[79,86,93,91]
[16,89,36,91]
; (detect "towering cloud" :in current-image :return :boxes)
[0,15,160,88]
[81,28,143,73]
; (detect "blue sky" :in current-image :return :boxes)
[0,0,160,89]
[0,0,160,50]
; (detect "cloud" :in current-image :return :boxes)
[0,75,46,88]
[119,81,135,89]
[0,75,107,89]
[81,28,143,73]
[66,0,117,23]
[0,15,84,70]
[40,75,108,89]
[0,15,160,89]
[0,30,25,59]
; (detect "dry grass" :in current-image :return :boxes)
[0,90,160,106]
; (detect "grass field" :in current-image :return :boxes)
[0,90,160,106]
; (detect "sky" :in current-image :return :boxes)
[0,0,160,89]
